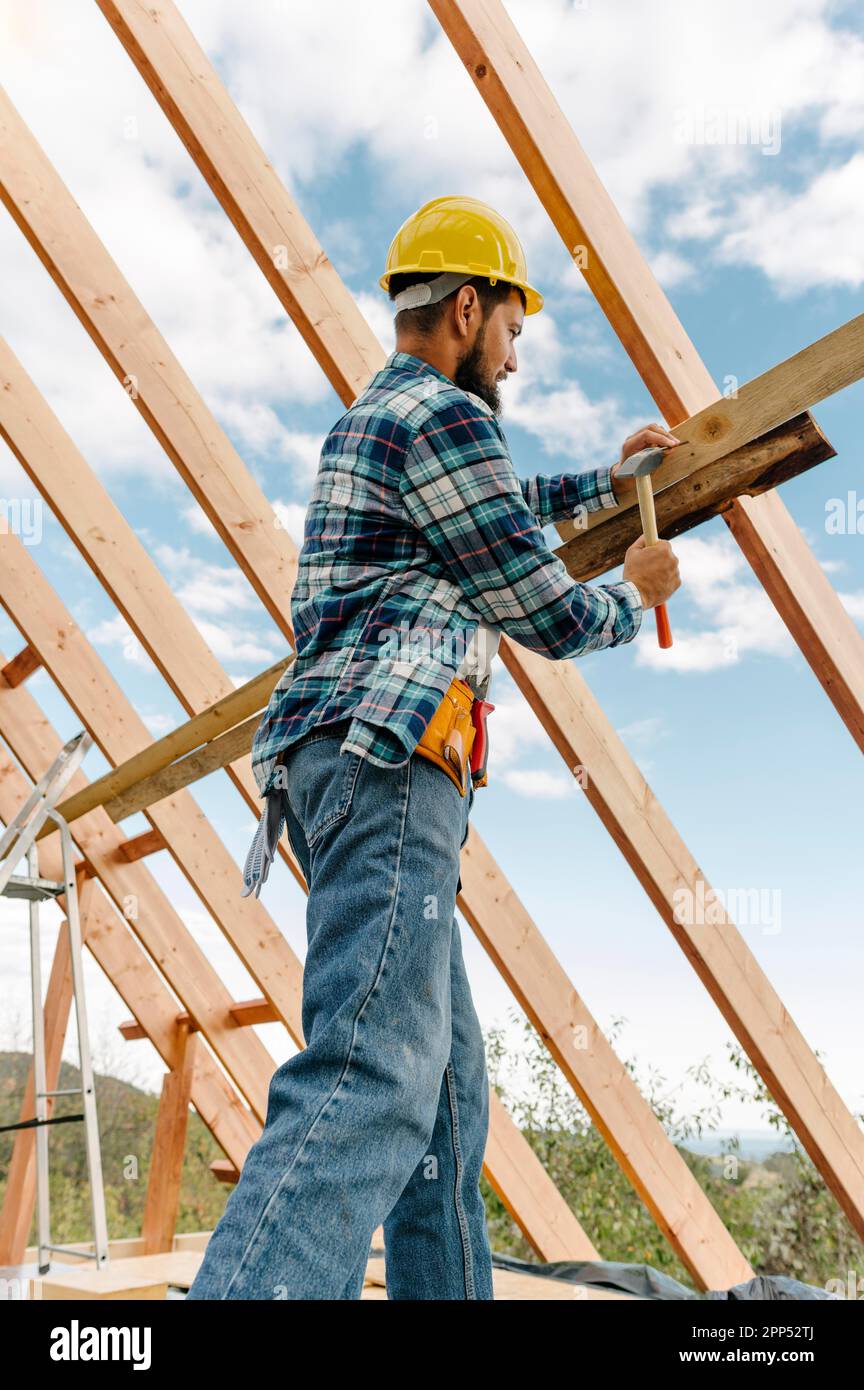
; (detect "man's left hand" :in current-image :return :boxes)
[611,425,681,499]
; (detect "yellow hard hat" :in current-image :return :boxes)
[380,195,543,315]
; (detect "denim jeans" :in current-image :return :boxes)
[187,721,494,1300]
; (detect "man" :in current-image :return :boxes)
[187,195,680,1302]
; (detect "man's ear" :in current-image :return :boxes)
[454,284,481,338]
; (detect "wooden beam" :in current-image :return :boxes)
[210,1160,239,1185]
[429,0,864,753]
[118,1019,148,1041]
[0,234,709,1269]
[485,1089,598,1261]
[142,1021,198,1255]
[0,643,42,687]
[229,998,278,1028]
[120,1010,197,1039]
[557,323,859,545]
[556,414,834,581]
[0,89,296,623]
[104,714,260,822]
[94,0,382,406]
[37,658,289,837]
[118,828,166,863]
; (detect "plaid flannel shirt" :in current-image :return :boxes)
[241,349,642,895]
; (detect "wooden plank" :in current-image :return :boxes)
[118,828,165,862]
[40,1249,202,1298]
[485,1090,598,1261]
[229,998,278,1027]
[142,1023,197,1255]
[210,1160,239,1185]
[39,660,289,837]
[557,326,858,544]
[556,414,834,576]
[0,93,295,622]
[104,714,261,822]
[94,0,382,406]
[0,644,41,687]
[430,0,864,752]
[118,1019,148,1041]
[0,651,277,1123]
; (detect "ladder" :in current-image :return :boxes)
[0,731,109,1273]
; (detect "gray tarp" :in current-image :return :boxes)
[490,1253,839,1300]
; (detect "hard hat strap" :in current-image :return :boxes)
[392,271,476,312]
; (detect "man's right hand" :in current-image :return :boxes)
[622,534,681,610]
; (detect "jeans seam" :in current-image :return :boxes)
[305,752,363,848]
[222,756,414,1299]
[443,1058,476,1299]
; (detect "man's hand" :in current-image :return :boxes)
[611,424,681,498]
[623,534,681,610]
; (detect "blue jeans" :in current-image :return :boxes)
[187,722,494,1300]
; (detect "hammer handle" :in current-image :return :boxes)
[635,475,673,649]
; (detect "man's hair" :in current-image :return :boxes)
[388,272,525,337]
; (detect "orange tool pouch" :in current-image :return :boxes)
[414,677,477,796]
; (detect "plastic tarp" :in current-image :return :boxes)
[490,1253,839,1300]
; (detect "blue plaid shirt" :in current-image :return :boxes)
[241,349,642,895]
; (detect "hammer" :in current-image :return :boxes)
[615,445,673,649]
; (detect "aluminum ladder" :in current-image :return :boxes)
[0,730,109,1273]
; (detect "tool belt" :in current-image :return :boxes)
[414,676,494,796]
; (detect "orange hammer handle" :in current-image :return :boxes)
[635,473,674,650]
[654,603,673,649]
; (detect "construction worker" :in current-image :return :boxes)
[187,195,680,1302]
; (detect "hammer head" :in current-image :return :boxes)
[615,445,666,480]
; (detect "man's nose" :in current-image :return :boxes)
[504,346,518,373]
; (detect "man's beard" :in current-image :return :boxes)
[454,324,502,416]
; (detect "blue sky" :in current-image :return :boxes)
[1,0,862,1147]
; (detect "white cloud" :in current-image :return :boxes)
[273,501,308,548]
[191,617,275,664]
[838,590,864,621]
[717,153,864,293]
[617,715,667,744]
[500,767,576,799]
[87,614,155,669]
